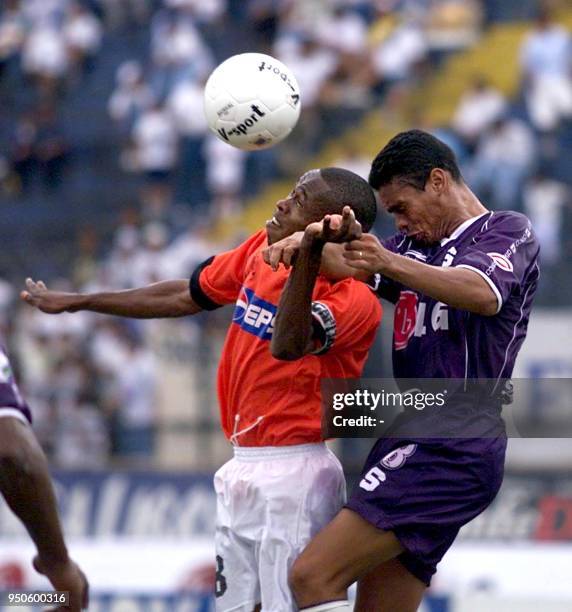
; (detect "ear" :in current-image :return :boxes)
[428,168,448,195]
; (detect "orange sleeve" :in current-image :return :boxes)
[189,230,267,308]
[311,279,382,355]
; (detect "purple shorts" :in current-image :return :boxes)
[346,436,506,586]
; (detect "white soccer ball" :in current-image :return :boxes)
[203,53,301,151]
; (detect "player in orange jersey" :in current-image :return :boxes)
[21,167,381,612]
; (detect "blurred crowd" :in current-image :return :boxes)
[440,7,572,272]
[0,0,570,468]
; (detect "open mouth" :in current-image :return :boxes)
[270,216,281,227]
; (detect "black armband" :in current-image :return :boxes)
[189,256,223,311]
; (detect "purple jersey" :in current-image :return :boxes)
[0,346,32,423]
[373,211,540,382]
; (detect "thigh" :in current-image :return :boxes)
[214,460,261,611]
[355,557,426,612]
[215,527,260,612]
[294,508,404,589]
[258,448,347,611]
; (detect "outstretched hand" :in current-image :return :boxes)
[33,555,89,611]
[20,278,77,314]
[305,206,363,244]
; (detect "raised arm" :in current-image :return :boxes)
[271,230,323,361]
[21,278,201,318]
[271,210,361,360]
[344,235,498,315]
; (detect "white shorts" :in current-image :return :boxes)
[214,443,346,612]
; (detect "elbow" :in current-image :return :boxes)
[271,344,304,361]
[270,335,306,361]
[473,295,499,317]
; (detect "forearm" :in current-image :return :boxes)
[321,244,369,281]
[271,239,323,360]
[0,422,68,564]
[382,254,498,315]
[70,280,200,318]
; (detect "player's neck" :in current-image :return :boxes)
[445,184,488,238]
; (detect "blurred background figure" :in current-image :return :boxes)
[519,7,572,140]
[468,115,536,210]
[0,0,571,609]
[452,75,507,151]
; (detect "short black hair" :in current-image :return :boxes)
[320,167,377,232]
[369,129,462,191]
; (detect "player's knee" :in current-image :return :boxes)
[289,556,330,602]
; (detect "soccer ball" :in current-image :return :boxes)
[203,53,301,151]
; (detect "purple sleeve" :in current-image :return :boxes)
[454,212,540,313]
[0,349,30,414]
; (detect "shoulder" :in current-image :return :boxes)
[480,210,533,233]
[381,232,408,253]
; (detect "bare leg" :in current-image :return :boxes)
[289,509,404,608]
[355,557,426,612]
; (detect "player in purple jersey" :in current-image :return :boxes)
[267,130,539,612]
[0,346,88,611]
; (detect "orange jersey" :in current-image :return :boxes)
[190,230,382,447]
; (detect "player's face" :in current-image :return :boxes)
[266,170,332,244]
[378,179,446,245]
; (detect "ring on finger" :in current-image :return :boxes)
[359,251,363,258]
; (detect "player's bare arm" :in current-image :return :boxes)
[0,418,89,611]
[343,235,499,316]
[271,207,364,360]
[270,227,324,361]
[21,278,202,318]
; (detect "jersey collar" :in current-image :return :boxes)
[440,212,490,247]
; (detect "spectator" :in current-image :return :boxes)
[109,61,154,134]
[132,99,178,218]
[367,14,428,105]
[275,34,337,165]
[523,172,570,266]
[468,116,536,210]
[106,225,142,289]
[167,76,209,205]
[108,332,157,461]
[21,22,68,96]
[63,2,103,77]
[203,134,246,216]
[519,8,572,134]
[131,222,171,285]
[452,76,507,150]
[314,4,368,56]
[150,10,213,95]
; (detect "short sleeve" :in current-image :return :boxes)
[311,279,382,355]
[454,212,540,313]
[0,350,30,418]
[189,231,266,309]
